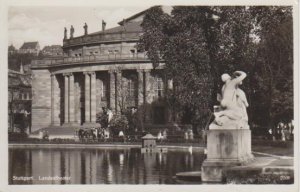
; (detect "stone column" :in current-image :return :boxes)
[167,79,173,90]
[51,74,60,126]
[51,74,56,125]
[144,69,151,123]
[144,70,151,104]
[69,73,76,124]
[75,82,81,124]
[115,70,122,113]
[90,72,97,123]
[63,73,69,124]
[167,79,174,123]
[108,70,115,112]
[137,69,144,106]
[84,72,91,123]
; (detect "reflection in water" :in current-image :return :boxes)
[9,148,205,184]
[119,153,124,170]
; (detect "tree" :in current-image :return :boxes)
[139,6,257,131]
[138,6,293,131]
[250,6,293,127]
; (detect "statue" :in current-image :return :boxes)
[83,23,88,35]
[64,27,67,39]
[202,71,253,183]
[236,85,249,121]
[70,25,74,38]
[213,71,249,128]
[107,109,113,124]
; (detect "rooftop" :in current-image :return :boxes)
[20,42,39,49]
[142,133,157,140]
[89,21,143,36]
[8,45,16,51]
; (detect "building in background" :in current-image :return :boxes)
[8,45,17,55]
[19,41,40,56]
[8,68,32,133]
[31,7,187,133]
[42,45,63,57]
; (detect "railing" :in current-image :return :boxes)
[63,31,142,47]
[31,53,149,67]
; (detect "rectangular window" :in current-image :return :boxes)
[101,81,107,101]
[156,77,164,97]
[128,79,135,97]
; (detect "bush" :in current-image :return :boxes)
[8,132,28,141]
[109,114,129,136]
[96,112,108,128]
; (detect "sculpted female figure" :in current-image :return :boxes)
[214,71,248,126]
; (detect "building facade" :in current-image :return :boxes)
[8,45,17,55]
[8,69,32,132]
[31,10,177,132]
[19,42,40,56]
[41,45,63,57]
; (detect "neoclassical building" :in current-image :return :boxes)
[31,9,176,132]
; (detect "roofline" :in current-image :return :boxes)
[117,6,161,25]
[63,38,139,49]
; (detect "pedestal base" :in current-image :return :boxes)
[201,128,253,182]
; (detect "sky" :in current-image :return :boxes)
[8,6,149,49]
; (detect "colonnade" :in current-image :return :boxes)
[51,69,153,127]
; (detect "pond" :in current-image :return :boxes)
[9,147,205,184]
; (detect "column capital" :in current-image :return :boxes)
[136,69,144,73]
[50,73,56,77]
[63,72,73,77]
[90,71,96,76]
[144,69,151,73]
[108,68,122,74]
[83,71,95,75]
[108,69,115,74]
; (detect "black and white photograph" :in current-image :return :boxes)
[0,0,298,191]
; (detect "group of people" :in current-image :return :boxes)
[157,130,167,141]
[77,127,110,141]
[76,107,128,141]
[269,120,294,141]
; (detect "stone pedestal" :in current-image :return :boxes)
[201,128,253,182]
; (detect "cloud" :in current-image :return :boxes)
[9,13,69,48]
[93,8,138,28]
[8,7,147,49]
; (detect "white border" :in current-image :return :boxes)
[0,0,299,192]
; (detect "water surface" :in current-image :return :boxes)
[9,147,205,184]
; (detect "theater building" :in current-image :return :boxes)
[30,9,179,133]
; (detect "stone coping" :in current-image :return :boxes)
[174,157,294,184]
[8,143,205,151]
